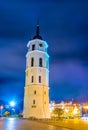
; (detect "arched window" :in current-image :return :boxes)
[39,76,41,83]
[33,100,35,104]
[34,90,36,95]
[31,57,34,67]
[39,43,43,47]
[39,58,42,67]
[32,44,35,50]
[31,76,34,83]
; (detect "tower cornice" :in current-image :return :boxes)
[26,50,49,58]
[25,66,49,72]
[27,39,48,48]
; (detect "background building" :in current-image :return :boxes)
[50,101,81,118]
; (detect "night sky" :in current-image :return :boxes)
[0,0,88,103]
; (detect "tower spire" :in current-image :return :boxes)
[33,24,42,40]
[36,24,40,36]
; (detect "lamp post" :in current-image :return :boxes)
[9,101,16,107]
[9,101,16,116]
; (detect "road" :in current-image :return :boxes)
[0,118,70,130]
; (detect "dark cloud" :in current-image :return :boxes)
[0,76,20,85]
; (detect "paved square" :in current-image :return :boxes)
[0,118,69,130]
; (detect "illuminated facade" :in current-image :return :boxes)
[23,25,50,118]
[50,101,81,118]
[82,103,88,114]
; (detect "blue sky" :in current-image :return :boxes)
[0,0,88,102]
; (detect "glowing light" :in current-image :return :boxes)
[0,106,3,109]
[73,107,78,115]
[9,101,16,107]
[83,106,88,109]
[65,108,69,113]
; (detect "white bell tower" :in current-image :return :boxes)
[23,25,50,118]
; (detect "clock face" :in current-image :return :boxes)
[39,43,43,47]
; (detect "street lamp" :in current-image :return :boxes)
[9,101,16,116]
[9,101,16,107]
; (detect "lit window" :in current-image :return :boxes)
[34,90,36,95]
[33,100,35,104]
[31,76,34,83]
[31,57,34,66]
[32,44,35,50]
[39,76,41,83]
[39,58,42,67]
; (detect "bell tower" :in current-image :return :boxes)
[23,25,50,118]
